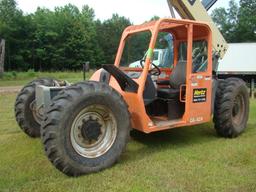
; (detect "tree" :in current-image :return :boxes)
[96,14,131,65]
[31,4,98,70]
[149,16,160,21]
[0,0,35,70]
[0,39,5,77]
[211,0,239,42]
[236,0,256,42]
[211,0,256,43]
[0,1,169,71]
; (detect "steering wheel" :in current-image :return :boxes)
[140,59,161,76]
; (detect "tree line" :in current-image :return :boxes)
[0,0,132,71]
[211,0,256,43]
[0,0,255,72]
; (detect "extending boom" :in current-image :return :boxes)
[168,0,228,59]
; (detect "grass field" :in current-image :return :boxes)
[0,92,256,192]
[0,71,92,87]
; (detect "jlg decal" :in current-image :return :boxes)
[193,88,207,103]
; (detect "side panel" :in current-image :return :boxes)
[186,73,212,124]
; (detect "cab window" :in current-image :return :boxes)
[192,41,208,73]
[120,31,151,68]
[155,32,174,69]
[178,40,208,73]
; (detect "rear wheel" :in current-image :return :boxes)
[14,78,58,137]
[41,81,130,176]
[213,78,249,138]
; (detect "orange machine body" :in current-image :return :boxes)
[91,18,213,133]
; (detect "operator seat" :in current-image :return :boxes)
[157,60,186,99]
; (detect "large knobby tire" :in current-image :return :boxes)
[213,78,249,138]
[41,81,131,176]
[15,78,58,137]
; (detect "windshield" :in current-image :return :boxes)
[119,31,174,70]
[155,32,174,68]
[120,31,151,68]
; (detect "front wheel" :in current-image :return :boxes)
[41,81,131,176]
[213,78,249,138]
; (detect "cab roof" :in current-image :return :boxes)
[123,18,211,41]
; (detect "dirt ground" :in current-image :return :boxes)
[0,86,21,94]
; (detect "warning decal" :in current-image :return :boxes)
[193,88,207,103]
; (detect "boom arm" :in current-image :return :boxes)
[168,0,228,59]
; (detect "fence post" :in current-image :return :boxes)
[83,61,90,81]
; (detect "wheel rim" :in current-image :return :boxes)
[232,94,245,126]
[30,100,44,123]
[70,104,117,158]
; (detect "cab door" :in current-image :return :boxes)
[185,39,212,125]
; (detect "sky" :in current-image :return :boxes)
[16,0,234,24]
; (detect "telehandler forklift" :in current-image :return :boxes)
[14,0,249,176]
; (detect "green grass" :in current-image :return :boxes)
[0,93,256,192]
[0,71,93,87]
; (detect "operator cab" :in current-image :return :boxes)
[117,25,209,121]
[94,19,213,132]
